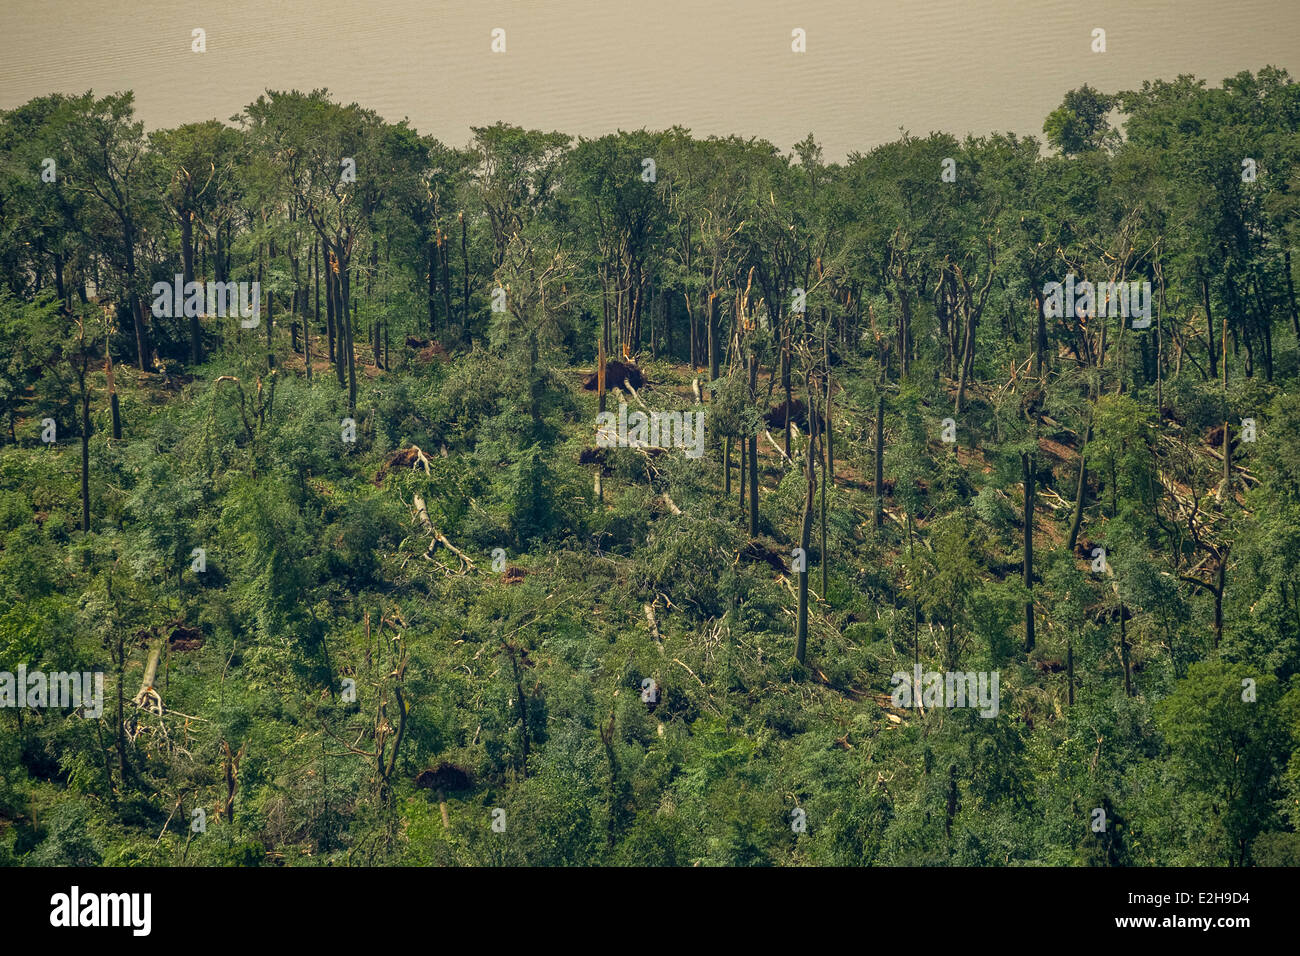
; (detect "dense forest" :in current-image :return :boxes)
[1,68,1298,867]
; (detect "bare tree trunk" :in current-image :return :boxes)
[796,379,816,666]
[823,325,833,486]
[105,342,122,440]
[708,293,719,382]
[345,272,357,413]
[1285,250,1299,338]
[874,393,884,531]
[1034,292,1048,378]
[182,212,201,365]
[460,212,470,342]
[597,338,607,414]
[1214,555,1225,649]
[723,435,731,496]
[381,662,408,801]
[440,230,453,332]
[739,425,746,513]
[1222,418,1232,499]
[79,386,90,533]
[819,418,828,601]
[1067,639,1074,706]
[1023,451,1035,652]
[115,632,127,788]
[783,312,792,460]
[1118,608,1132,696]
[304,249,313,383]
[748,351,759,536]
[327,257,339,376]
[1067,453,1087,553]
[428,234,439,335]
[132,295,152,373]
[1201,267,1217,381]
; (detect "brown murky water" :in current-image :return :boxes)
[2,0,1296,158]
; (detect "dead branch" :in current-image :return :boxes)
[765,429,792,463]
[644,602,662,643]
[411,492,476,572]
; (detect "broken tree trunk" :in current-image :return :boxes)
[131,639,164,716]
[412,493,476,571]
[644,603,662,644]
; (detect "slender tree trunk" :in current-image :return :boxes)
[955,301,977,413]
[1067,639,1074,706]
[1023,451,1035,653]
[874,393,884,531]
[326,254,337,372]
[1251,273,1274,382]
[898,284,912,378]
[1201,269,1217,381]
[182,212,202,365]
[687,295,697,368]
[748,351,759,536]
[460,212,470,342]
[738,426,747,513]
[819,421,828,600]
[1214,555,1225,649]
[266,239,276,363]
[104,332,122,440]
[344,270,357,412]
[131,294,151,373]
[665,290,674,359]
[116,634,128,787]
[708,293,719,382]
[1285,250,1299,338]
[303,276,312,382]
[1119,607,1132,696]
[1067,451,1087,553]
[597,338,607,414]
[1222,417,1232,498]
[333,267,346,387]
[1156,258,1165,411]
[1223,311,1229,389]
[1034,290,1048,378]
[124,217,152,371]
[824,325,833,486]
[723,435,731,496]
[79,386,90,533]
[53,250,65,306]
[428,234,439,335]
[782,315,792,460]
[796,380,816,666]
[313,239,322,358]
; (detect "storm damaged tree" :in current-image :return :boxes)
[58,91,159,372]
[795,361,819,667]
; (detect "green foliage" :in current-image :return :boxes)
[1,69,1298,868]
